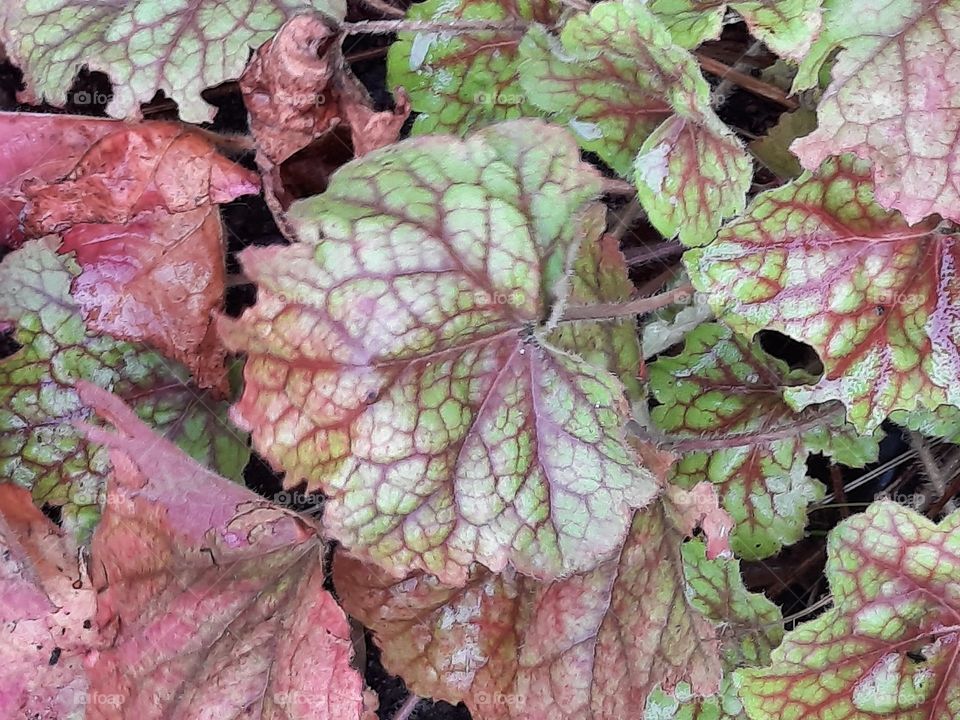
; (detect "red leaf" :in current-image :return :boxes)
[0,113,259,389]
[73,382,368,720]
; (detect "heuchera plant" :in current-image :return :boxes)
[3,1,960,719]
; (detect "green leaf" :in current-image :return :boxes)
[1,0,346,122]
[687,155,960,432]
[891,405,960,445]
[649,323,878,558]
[386,0,561,135]
[738,501,960,720]
[651,0,822,60]
[749,108,818,180]
[518,0,751,245]
[644,541,784,720]
[220,119,659,584]
[0,237,248,539]
[791,0,960,224]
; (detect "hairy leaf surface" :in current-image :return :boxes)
[738,501,960,720]
[649,323,878,558]
[335,479,735,720]
[386,0,561,135]
[221,120,657,584]
[1,0,347,122]
[687,156,960,432]
[77,383,368,720]
[0,238,248,538]
[517,0,751,245]
[791,0,960,224]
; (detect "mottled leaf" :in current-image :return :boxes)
[891,404,960,445]
[1,0,347,122]
[76,382,367,720]
[643,540,784,720]
[649,323,878,558]
[335,479,734,720]
[518,0,751,245]
[220,119,658,584]
[386,0,561,135]
[687,155,960,432]
[791,0,960,224]
[0,238,248,538]
[650,0,822,60]
[738,501,960,720]
[0,484,95,720]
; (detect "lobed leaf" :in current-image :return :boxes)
[649,323,878,558]
[386,0,562,135]
[651,0,822,60]
[0,0,347,122]
[738,501,960,720]
[791,0,960,224]
[0,238,248,539]
[220,119,658,584]
[76,382,368,720]
[686,156,960,432]
[335,479,736,720]
[518,0,751,245]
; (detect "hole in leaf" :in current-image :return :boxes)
[906,649,927,664]
[0,326,20,359]
[41,503,62,527]
[64,69,113,117]
[757,329,824,375]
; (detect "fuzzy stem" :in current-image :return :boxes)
[559,284,692,323]
[647,405,843,452]
[341,18,532,34]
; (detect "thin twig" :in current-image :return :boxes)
[559,284,693,323]
[601,177,637,196]
[341,18,530,34]
[607,197,642,243]
[391,694,421,720]
[829,465,850,518]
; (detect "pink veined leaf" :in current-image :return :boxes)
[219,119,658,585]
[517,0,752,246]
[790,0,960,224]
[15,115,260,390]
[0,0,347,123]
[0,484,96,720]
[686,155,960,432]
[737,501,960,720]
[648,323,879,558]
[74,381,369,720]
[334,469,735,720]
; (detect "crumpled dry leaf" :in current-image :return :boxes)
[240,12,409,211]
[0,484,96,720]
[15,118,260,390]
[74,381,368,720]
